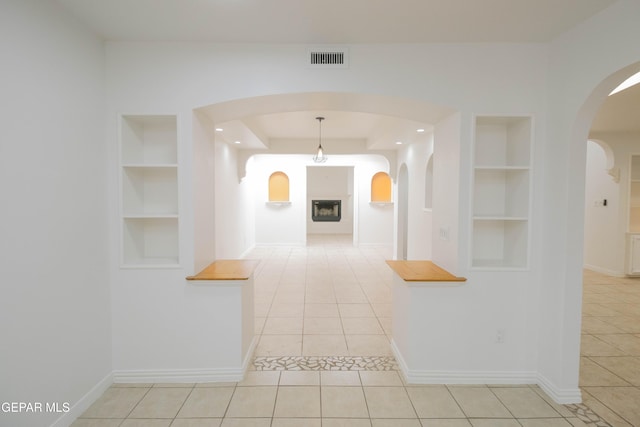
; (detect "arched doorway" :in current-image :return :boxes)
[574,66,640,423]
[193,92,453,263]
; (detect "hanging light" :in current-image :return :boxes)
[313,116,327,163]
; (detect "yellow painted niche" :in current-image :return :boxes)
[371,171,392,202]
[268,171,289,202]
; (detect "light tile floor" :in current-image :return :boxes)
[73,236,640,426]
[579,269,640,427]
[251,234,394,359]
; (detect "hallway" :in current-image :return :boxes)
[249,234,394,363]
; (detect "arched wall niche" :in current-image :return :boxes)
[268,171,289,201]
[371,171,392,202]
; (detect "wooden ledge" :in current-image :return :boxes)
[386,260,466,282]
[186,260,260,281]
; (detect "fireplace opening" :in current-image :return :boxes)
[312,200,341,222]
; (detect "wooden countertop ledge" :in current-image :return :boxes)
[386,260,466,282]
[186,260,260,281]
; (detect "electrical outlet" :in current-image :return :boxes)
[496,329,505,344]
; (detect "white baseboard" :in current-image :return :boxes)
[392,339,580,404]
[113,339,257,384]
[242,337,258,376]
[583,264,625,277]
[537,374,582,404]
[51,372,113,427]
[112,367,247,384]
[254,242,305,248]
[239,244,256,259]
[390,338,410,381]
[391,339,536,384]
[58,340,258,426]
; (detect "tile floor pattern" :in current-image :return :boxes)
[74,373,599,427]
[250,234,395,359]
[72,236,640,426]
[579,269,640,427]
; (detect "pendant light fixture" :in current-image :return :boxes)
[313,116,327,163]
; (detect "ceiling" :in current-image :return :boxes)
[591,80,640,134]
[58,0,614,44]
[212,110,434,151]
[56,0,636,146]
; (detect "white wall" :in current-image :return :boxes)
[0,1,111,426]
[193,112,217,271]
[249,154,392,246]
[432,113,463,273]
[396,135,434,259]
[104,33,595,398]
[583,140,622,275]
[5,0,640,416]
[251,155,308,246]
[215,140,255,258]
[540,0,640,400]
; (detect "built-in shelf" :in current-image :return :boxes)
[265,201,292,207]
[471,116,532,270]
[120,115,179,267]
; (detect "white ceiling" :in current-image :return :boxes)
[56,0,636,146]
[58,0,614,43]
[213,110,433,150]
[591,81,640,134]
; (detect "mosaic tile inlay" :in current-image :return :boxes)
[253,355,398,371]
[566,403,612,427]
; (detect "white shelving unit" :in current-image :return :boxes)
[120,115,179,267]
[471,116,532,269]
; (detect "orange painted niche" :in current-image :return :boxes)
[268,171,290,202]
[371,171,392,202]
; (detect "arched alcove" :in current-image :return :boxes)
[268,171,289,201]
[424,155,434,210]
[371,171,392,202]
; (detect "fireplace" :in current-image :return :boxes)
[312,200,341,222]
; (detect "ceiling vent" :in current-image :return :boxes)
[307,47,349,68]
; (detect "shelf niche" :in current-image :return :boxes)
[471,116,532,269]
[120,115,179,267]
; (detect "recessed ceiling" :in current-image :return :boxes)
[214,111,433,150]
[57,0,614,43]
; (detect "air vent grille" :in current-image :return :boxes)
[307,48,349,68]
[311,51,344,65]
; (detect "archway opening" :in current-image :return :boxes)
[572,62,640,415]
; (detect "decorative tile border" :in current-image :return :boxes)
[566,403,612,427]
[253,356,398,371]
